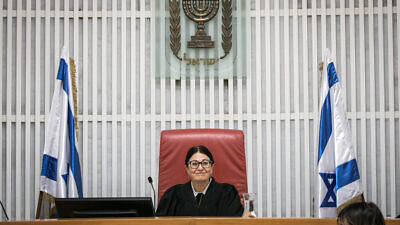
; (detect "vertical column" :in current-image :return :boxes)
[159,0,166,131]
[321,0,326,51]
[169,0,176,129]
[139,0,146,196]
[218,75,223,128]
[191,71,196,128]
[386,0,396,217]
[396,1,400,217]
[245,0,253,197]
[0,0,4,210]
[227,0,234,131]
[293,0,300,217]
[367,0,377,203]
[149,0,157,196]
[200,5,206,128]
[264,0,272,217]
[170,34,177,131]
[358,0,367,196]
[209,18,215,129]
[111,0,118,197]
[82,0,89,197]
[311,0,318,216]
[377,0,386,215]
[302,0,310,217]
[274,0,281,217]
[398,6,400,216]
[130,0,137,196]
[73,0,79,195]
[255,0,263,216]
[330,0,337,57]
[92,0,99,198]
[101,0,108,196]
[181,6,187,130]
[121,0,127,197]
[236,0,243,131]
[15,0,22,219]
[24,1,32,218]
[44,0,50,120]
[34,0,42,208]
[6,0,13,215]
[349,0,357,173]
[283,0,291,217]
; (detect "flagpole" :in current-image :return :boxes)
[314,60,323,218]
[35,191,43,219]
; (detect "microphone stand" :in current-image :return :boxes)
[148,177,157,210]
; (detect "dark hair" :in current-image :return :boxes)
[184,145,214,167]
[337,202,385,225]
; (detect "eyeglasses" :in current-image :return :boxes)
[188,160,213,169]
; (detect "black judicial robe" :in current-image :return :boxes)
[156,179,244,216]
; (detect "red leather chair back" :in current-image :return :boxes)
[158,129,247,203]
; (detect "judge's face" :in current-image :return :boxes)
[186,152,213,183]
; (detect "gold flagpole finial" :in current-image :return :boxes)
[318,61,324,72]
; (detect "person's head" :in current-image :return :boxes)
[185,146,214,183]
[337,202,385,225]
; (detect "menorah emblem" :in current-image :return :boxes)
[182,0,220,48]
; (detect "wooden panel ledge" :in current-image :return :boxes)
[1,217,399,225]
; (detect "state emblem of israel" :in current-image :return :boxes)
[170,0,232,57]
[152,0,249,79]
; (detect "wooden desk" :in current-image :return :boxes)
[2,217,400,225]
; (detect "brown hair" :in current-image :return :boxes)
[337,202,385,225]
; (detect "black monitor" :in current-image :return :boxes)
[55,197,155,218]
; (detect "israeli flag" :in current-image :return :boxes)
[317,49,363,217]
[40,47,83,198]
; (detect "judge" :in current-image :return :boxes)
[156,145,244,216]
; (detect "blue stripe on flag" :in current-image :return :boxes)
[57,58,69,94]
[318,93,333,163]
[68,101,83,197]
[41,154,58,181]
[336,159,360,190]
[327,62,339,88]
[57,55,83,197]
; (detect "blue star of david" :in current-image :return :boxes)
[320,173,337,207]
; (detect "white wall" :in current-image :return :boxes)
[0,0,399,220]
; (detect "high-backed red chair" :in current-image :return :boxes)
[158,129,247,203]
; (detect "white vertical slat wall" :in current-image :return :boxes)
[0,0,399,220]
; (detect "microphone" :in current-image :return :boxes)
[0,200,9,221]
[147,177,156,209]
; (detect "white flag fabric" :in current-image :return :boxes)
[40,47,83,198]
[317,49,363,217]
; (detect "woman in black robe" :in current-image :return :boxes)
[156,146,244,216]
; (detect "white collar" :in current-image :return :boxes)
[191,178,212,197]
